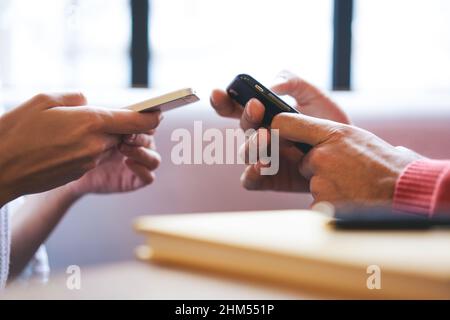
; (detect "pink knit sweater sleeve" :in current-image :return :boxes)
[393,160,450,217]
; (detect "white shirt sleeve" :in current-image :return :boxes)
[8,198,50,285]
[0,205,10,289]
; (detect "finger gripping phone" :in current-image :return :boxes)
[227,74,312,154]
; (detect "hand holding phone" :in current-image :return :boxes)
[227,74,312,154]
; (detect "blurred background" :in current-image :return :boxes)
[1,0,450,270]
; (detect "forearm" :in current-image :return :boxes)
[9,183,82,279]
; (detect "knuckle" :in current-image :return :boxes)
[145,173,156,185]
[308,148,327,166]
[329,124,353,139]
[32,93,53,105]
[82,111,104,132]
[149,150,162,166]
[148,136,156,149]
[86,139,107,156]
[270,114,283,129]
[153,155,162,169]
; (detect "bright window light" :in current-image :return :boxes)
[0,0,130,89]
[353,0,450,92]
[150,0,333,90]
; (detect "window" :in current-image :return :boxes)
[0,0,130,89]
[353,0,450,92]
[3,0,449,93]
[150,0,334,90]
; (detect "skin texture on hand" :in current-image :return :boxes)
[0,93,162,206]
[268,113,424,206]
[210,71,351,193]
[68,132,161,196]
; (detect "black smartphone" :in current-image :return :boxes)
[227,74,312,154]
[333,206,450,230]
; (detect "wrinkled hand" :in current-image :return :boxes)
[261,113,424,206]
[210,71,350,193]
[68,132,161,196]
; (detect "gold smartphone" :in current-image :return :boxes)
[124,88,199,113]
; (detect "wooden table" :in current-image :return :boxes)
[3,262,319,300]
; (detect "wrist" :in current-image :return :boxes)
[374,147,425,205]
[26,184,84,215]
[57,181,87,204]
